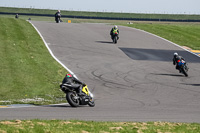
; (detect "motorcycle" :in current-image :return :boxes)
[112,32,119,44]
[55,13,61,23]
[60,83,95,107]
[177,59,189,77]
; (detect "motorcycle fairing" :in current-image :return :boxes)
[178,60,185,66]
[82,85,89,96]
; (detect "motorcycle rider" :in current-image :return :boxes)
[173,52,185,72]
[55,10,61,23]
[110,25,119,40]
[61,74,86,95]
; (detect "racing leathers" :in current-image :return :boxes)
[62,75,85,95]
[55,11,61,22]
[173,55,185,72]
[110,27,119,40]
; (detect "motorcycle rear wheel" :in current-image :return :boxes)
[66,92,80,107]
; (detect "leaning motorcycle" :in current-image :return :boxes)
[112,32,119,44]
[177,59,189,77]
[60,83,95,107]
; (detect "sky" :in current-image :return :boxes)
[0,0,200,14]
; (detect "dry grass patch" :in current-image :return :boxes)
[109,126,123,130]
[0,120,199,133]
[0,129,7,133]
[62,121,72,125]
[37,122,47,126]
[81,130,89,133]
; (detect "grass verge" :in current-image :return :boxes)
[0,120,199,133]
[0,9,200,131]
[3,13,200,51]
[5,14,198,50]
[1,6,200,20]
[1,13,200,105]
[0,17,67,105]
[122,22,200,50]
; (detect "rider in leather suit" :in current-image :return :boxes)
[173,52,185,72]
[110,25,119,40]
[61,74,85,95]
[55,10,61,23]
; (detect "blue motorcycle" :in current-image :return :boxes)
[178,60,189,77]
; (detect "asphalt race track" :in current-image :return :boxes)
[1,21,200,123]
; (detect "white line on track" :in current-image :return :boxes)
[4,22,196,109]
[0,103,69,108]
[27,20,78,78]
[0,105,36,108]
[28,21,199,79]
[0,21,77,109]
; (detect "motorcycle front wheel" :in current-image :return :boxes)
[66,92,80,107]
[88,101,95,107]
[88,98,95,107]
[113,36,117,44]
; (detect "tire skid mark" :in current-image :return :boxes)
[91,65,162,108]
[125,98,146,107]
[91,69,131,89]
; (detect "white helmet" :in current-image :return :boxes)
[174,52,178,56]
[114,25,118,29]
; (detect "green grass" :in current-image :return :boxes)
[0,8,200,132]
[0,17,67,105]
[3,13,200,51]
[0,120,199,133]
[1,7,200,51]
[0,14,55,21]
[122,22,200,50]
[4,13,198,50]
[1,9,200,105]
[1,6,200,20]
[0,14,126,23]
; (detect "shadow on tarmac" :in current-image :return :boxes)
[181,83,200,86]
[42,104,90,108]
[119,48,200,63]
[151,73,184,77]
[96,41,113,44]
